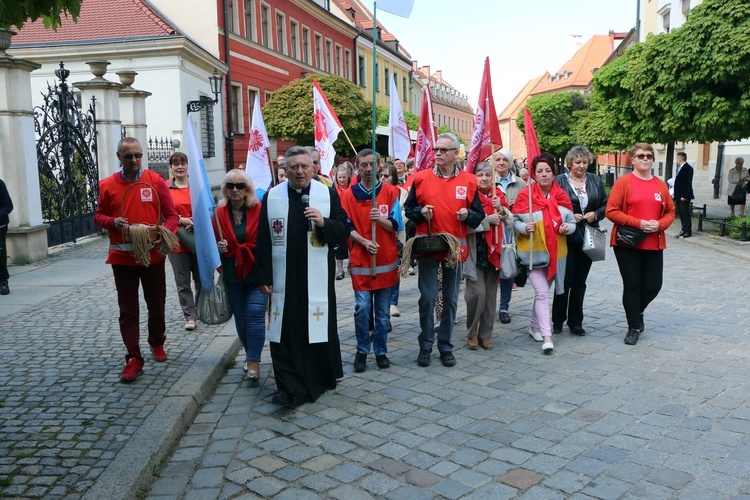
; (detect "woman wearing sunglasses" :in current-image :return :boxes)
[606,143,675,345]
[215,169,266,380]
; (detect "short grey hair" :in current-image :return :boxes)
[117,137,140,153]
[286,146,313,164]
[474,161,493,174]
[438,132,460,151]
[564,146,593,168]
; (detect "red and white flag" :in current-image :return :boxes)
[415,85,437,172]
[388,74,412,162]
[312,79,343,177]
[466,57,502,173]
[245,94,273,191]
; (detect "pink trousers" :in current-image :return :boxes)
[528,267,553,337]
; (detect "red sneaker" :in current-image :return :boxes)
[120,358,143,383]
[151,345,168,362]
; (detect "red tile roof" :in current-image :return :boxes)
[13,0,177,45]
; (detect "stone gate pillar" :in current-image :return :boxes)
[74,60,124,180]
[0,45,48,264]
[117,71,152,169]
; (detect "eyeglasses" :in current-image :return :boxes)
[379,173,391,178]
[433,147,457,153]
[120,152,144,160]
[634,153,654,160]
[226,182,247,190]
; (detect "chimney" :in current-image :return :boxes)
[435,70,443,83]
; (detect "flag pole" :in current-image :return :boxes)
[528,176,533,270]
[491,144,499,244]
[369,0,379,278]
[340,128,358,157]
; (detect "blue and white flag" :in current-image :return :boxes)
[377,0,414,18]
[186,114,221,292]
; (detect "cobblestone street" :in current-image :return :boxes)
[1,222,749,498]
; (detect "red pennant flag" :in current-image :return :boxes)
[415,85,437,172]
[466,57,502,173]
[312,79,343,177]
[524,107,541,161]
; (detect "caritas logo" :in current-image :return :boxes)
[456,186,467,200]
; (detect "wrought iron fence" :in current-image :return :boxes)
[147,136,175,179]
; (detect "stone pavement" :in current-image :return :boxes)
[0,235,241,499]
[146,222,750,499]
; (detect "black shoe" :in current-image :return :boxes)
[624,328,640,345]
[638,313,645,333]
[682,232,692,238]
[440,351,456,367]
[499,311,511,324]
[336,272,345,280]
[271,391,294,406]
[376,354,391,369]
[675,231,685,239]
[552,324,563,334]
[0,281,8,295]
[353,352,367,373]
[417,348,432,367]
[569,325,586,336]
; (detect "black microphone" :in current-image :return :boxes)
[301,194,313,231]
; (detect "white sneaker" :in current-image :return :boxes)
[390,305,400,317]
[408,266,415,275]
[542,341,554,354]
[528,327,543,342]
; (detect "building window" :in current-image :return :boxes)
[265,90,273,104]
[402,76,407,102]
[375,61,379,92]
[290,20,298,60]
[244,0,255,41]
[302,27,310,64]
[248,88,258,122]
[384,68,390,95]
[681,0,690,16]
[227,0,239,33]
[344,49,351,80]
[335,45,342,76]
[325,39,332,73]
[230,83,244,134]
[260,4,271,48]
[358,54,366,87]
[314,34,322,69]
[199,97,215,158]
[275,12,286,54]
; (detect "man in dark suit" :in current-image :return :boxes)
[674,152,694,238]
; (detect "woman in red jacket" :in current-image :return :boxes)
[606,143,675,345]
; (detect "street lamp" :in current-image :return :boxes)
[186,69,223,114]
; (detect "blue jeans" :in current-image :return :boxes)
[390,279,399,306]
[225,283,267,362]
[417,257,458,352]
[354,289,390,356]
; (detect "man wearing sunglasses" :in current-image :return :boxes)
[404,133,485,368]
[94,137,179,383]
[255,146,349,406]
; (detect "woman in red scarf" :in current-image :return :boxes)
[513,155,575,354]
[464,162,510,350]
[334,165,352,279]
[215,169,265,381]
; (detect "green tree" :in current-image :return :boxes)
[263,74,371,154]
[516,91,589,159]
[577,54,639,153]
[626,0,750,143]
[2,0,82,30]
[436,125,466,145]
[376,106,418,131]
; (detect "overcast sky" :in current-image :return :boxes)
[373,0,636,112]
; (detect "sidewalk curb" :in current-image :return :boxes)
[83,324,240,500]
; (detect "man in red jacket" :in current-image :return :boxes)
[340,149,403,372]
[404,133,485,368]
[94,138,179,383]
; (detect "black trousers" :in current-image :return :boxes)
[613,246,663,329]
[675,198,692,234]
[552,242,593,328]
[0,225,8,282]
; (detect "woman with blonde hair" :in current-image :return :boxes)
[215,169,266,380]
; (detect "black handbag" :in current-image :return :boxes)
[615,226,647,247]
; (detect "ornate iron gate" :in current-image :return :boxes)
[35,62,99,246]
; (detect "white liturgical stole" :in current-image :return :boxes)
[266,180,330,343]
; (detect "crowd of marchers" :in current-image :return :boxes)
[92,136,677,408]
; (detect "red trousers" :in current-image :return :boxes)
[112,261,167,363]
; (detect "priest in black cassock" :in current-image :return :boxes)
[256,146,349,407]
